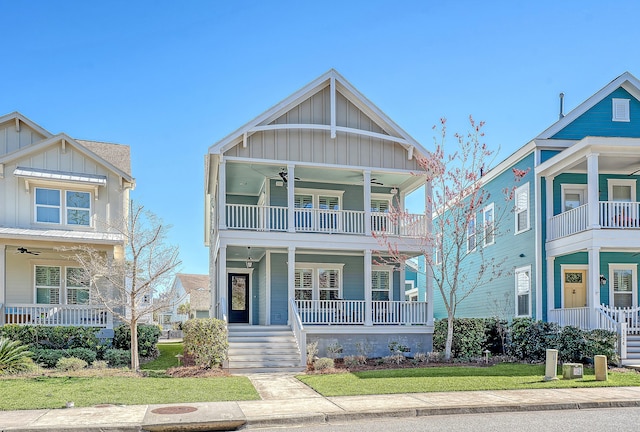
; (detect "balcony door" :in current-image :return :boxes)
[563,269,587,308]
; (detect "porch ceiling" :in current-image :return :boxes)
[226,162,416,196]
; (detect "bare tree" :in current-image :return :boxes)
[66,201,181,371]
[376,117,527,360]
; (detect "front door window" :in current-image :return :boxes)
[228,273,250,323]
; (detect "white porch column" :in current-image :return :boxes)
[287,246,296,325]
[397,262,405,302]
[364,170,372,235]
[218,244,227,321]
[546,256,555,317]
[545,175,554,239]
[287,164,296,233]
[218,159,227,230]
[587,153,600,229]
[364,249,373,326]
[588,246,601,329]
[0,243,5,325]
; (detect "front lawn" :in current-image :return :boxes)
[0,375,260,410]
[140,342,183,371]
[297,363,640,396]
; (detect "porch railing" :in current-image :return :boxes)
[294,299,428,325]
[547,307,590,330]
[600,201,640,229]
[289,298,307,367]
[599,304,640,334]
[547,201,640,240]
[3,304,112,328]
[548,204,588,240]
[224,204,426,237]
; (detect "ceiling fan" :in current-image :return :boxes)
[278,169,300,183]
[16,247,40,255]
[371,178,384,186]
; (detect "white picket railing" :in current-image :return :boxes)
[547,201,640,240]
[600,201,640,229]
[226,204,288,231]
[599,304,640,334]
[547,307,591,330]
[295,300,366,325]
[3,303,112,328]
[548,204,588,240]
[289,298,307,366]
[372,301,429,325]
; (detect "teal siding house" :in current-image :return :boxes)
[434,72,640,364]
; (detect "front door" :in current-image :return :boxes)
[228,273,249,323]
[564,269,587,308]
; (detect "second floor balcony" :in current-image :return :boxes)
[548,201,640,241]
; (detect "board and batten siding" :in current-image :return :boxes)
[224,89,419,171]
[552,88,640,140]
[0,122,47,156]
[432,152,537,320]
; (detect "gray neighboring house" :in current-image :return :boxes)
[161,273,210,329]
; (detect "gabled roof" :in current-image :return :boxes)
[208,69,429,158]
[177,273,210,311]
[537,71,640,139]
[0,111,53,139]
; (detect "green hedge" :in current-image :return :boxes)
[0,325,100,350]
[104,349,130,367]
[31,348,97,368]
[183,318,228,368]
[113,324,161,358]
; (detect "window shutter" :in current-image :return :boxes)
[295,195,313,208]
[319,196,339,210]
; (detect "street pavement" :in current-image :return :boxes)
[3,373,640,431]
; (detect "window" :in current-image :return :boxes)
[515,266,531,317]
[371,197,391,232]
[467,214,476,253]
[372,269,391,301]
[35,265,61,304]
[295,268,313,300]
[294,188,343,231]
[515,183,530,233]
[561,184,586,212]
[35,187,92,226]
[610,265,637,308]
[66,267,90,305]
[612,98,630,122]
[294,264,343,300]
[608,179,636,202]
[483,203,494,246]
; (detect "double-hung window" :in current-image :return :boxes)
[294,268,313,300]
[483,203,495,246]
[372,269,391,301]
[515,183,530,234]
[515,266,531,317]
[35,265,61,304]
[371,197,391,232]
[66,267,90,305]
[294,264,343,301]
[294,189,343,232]
[35,187,91,226]
[610,265,637,308]
[36,265,90,305]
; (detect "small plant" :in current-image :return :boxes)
[388,341,410,354]
[326,342,343,359]
[104,349,131,368]
[355,340,374,358]
[91,360,109,369]
[56,357,88,371]
[343,355,367,368]
[413,352,428,363]
[427,351,445,362]
[313,357,335,371]
[306,341,319,365]
[0,338,33,375]
[382,353,405,365]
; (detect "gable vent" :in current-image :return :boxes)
[613,98,630,122]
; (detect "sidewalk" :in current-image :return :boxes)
[3,374,640,431]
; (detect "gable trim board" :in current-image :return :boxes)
[0,112,53,141]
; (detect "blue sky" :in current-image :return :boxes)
[2,0,640,275]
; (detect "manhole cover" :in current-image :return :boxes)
[151,406,198,415]
[94,404,115,408]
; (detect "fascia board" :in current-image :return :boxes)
[0,111,53,139]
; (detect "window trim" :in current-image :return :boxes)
[65,266,91,305]
[612,98,630,122]
[34,186,93,227]
[294,188,344,209]
[607,179,636,202]
[372,266,393,301]
[609,264,637,308]
[294,263,344,300]
[514,182,530,234]
[482,203,495,247]
[560,184,587,212]
[34,265,61,305]
[514,265,532,317]
[33,263,91,305]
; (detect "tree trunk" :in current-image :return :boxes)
[130,320,139,371]
[445,314,454,360]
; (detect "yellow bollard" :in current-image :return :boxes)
[594,355,608,381]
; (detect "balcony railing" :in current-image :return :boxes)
[2,303,113,328]
[547,201,640,240]
[547,307,591,330]
[225,204,426,237]
[294,299,429,325]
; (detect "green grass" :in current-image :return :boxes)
[0,376,260,410]
[297,363,640,397]
[140,342,183,371]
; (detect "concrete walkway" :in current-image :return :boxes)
[3,374,640,431]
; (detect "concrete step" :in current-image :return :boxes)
[227,325,303,373]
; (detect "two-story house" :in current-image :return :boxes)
[205,70,434,372]
[433,72,640,364]
[0,112,135,330]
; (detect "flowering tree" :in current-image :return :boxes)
[376,117,528,360]
[66,202,181,371]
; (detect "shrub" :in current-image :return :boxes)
[113,324,161,358]
[388,341,410,354]
[182,318,228,368]
[0,325,100,350]
[31,349,66,368]
[104,349,131,368]
[343,355,367,368]
[0,337,34,375]
[306,341,319,365]
[313,357,334,370]
[433,318,489,358]
[91,360,109,369]
[413,352,428,363]
[382,353,405,365]
[66,348,97,364]
[326,342,343,359]
[557,326,586,362]
[508,318,559,362]
[584,329,618,364]
[56,357,87,371]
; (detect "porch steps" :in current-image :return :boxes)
[623,335,640,365]
[227,325,305,374]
